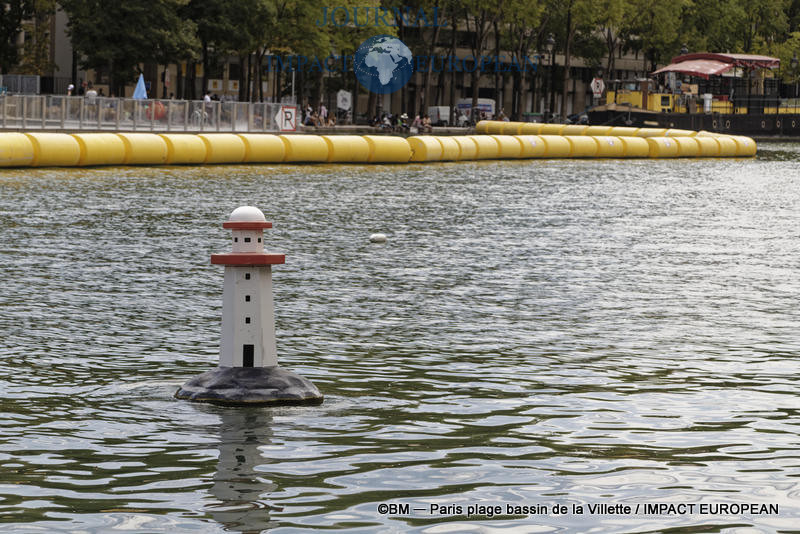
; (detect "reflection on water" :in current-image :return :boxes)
[1,144,800,533]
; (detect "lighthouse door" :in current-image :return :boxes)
[242,344,254,367]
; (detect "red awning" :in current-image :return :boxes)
[652,59,734,79]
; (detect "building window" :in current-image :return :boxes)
[245,317,251,324]
[258,238,261,243]
[242,344,254,367]
[234,237,238,242]
[245,273,251,280]
[245,295,250,302]
[244,237,251,243]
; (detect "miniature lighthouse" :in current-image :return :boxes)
[176,206,323,405]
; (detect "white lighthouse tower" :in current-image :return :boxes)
[176,206,323,405]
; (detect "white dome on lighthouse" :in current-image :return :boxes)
[228,206,266,222]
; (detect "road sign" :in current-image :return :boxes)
[274,105,297,131]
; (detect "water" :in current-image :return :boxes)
[2,145,800,533]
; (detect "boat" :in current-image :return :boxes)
[587,53,800,136]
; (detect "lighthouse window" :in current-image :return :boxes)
[245,295,250,302]
[257,238,261,243]
[242,344,254,367]
[245,317,251,324]
[234,237,238,242]
[245,273,251,280]
[244,237,251,243]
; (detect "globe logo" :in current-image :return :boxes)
[354,35,413,95]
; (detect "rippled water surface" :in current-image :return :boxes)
[2,145,800,533]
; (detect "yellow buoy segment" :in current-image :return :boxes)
[500,122,524,135]
[436,137,461,161]
[198,133,246,164]
[453,136,478,160]
[673,137,700,157]
[363,135,411,163]
[72,133,126,166]
[492,135,522,158]
[516,135,547,158]
[730,136,757,157]
[561,125,589,136]
[0,133,35,167]
[647,137,679,158]
[567,136,599,157]
[539,135,571,158]
[322,135,371,163]
[407,136,443,162]
[280,135,329,162]
[583,125,612,136]
[538,124,565,135]
[469,135,499,159]
[116,133,168,165]
[159,134,207,165]
[694,136,721,157]
[716,136,738,157]
[593,136,624,158]
[665,128,697,137]
[609,127,640,137]
[26,133,81,167]
[238,134,285,163]
[637,128,668,138]
[618,136,650,157]
[519,123,544,135]
[475,120,503,134]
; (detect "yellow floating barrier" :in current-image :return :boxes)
[637,128,668,138]
[516,135,547,158]
[238,134,285,163]
[159,134,207,165]
[673,137,699,157]
[492,135,522,158]
[539,135,571,158]
[453,136,478,160]
[593,136,624,158]
[646,137,679,158]
[436,137,461,161]
[476,120,504,134]
[500,122,524,135]
[665,128,697,137]
[117,133,168,165]
[322,135,371,163]
[716,136,738,157]
[694,136,721,157]
[538,124,565,135]
[26,133,81,167]
[583,125,612,136]
[519,123,544,135]
[199,133,246,164]
[567,136,599,157]
[0,132,35,167]
[72,133,126,166]
[363,135,411,163]
[618,136,650,157]
[468,135,499,159]
[561,125,589,135]
[730,136,757,157]
[407,136,443,162]
[280,134,329,163]
[609,126,640,137]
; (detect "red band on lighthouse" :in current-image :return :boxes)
[222,221,273,229]
[211,253,286,265]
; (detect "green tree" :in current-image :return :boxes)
[0,0,30,74]
[61,0,198,95]
[18,0,56,75]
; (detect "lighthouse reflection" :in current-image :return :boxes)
[206,409,278,533]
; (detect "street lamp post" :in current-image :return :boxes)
[791,52,799,108]
[545,33,555,123]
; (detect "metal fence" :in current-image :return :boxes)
[0,94,294,132]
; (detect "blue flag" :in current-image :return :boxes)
[133,73,148,99]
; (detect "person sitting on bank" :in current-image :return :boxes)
[421,115,432,133]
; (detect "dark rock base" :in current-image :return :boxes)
[175,366,323,406]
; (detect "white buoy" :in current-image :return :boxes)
[176,206,323,406]
[369,233,387,243]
